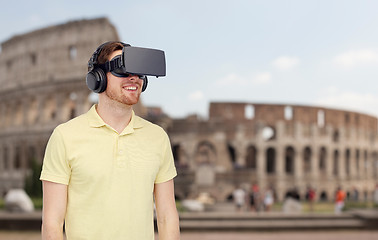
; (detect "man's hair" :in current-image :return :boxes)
[97,41,124,65]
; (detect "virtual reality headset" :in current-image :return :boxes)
[99,46,166,77]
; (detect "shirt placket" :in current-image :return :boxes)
[116,135,127,168]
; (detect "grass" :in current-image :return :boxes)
[271,201,378,213]
[301,202,335,213]
[31,198,43,209]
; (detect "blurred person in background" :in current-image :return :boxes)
[233,185,246,212]
[334,187,346,214]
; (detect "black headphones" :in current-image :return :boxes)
[86,41,148,93]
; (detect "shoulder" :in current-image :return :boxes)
[54,113,89,136]
[135,115,168,136]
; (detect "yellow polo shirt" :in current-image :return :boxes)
[40,105,177,240]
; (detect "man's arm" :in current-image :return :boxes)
[154,179,180,240]
[41,180,68,240]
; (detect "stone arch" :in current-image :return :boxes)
[345,148,351,177]
[195,140,217,165]
[364,150,368,176]
[245,145,257,169]
[27,97,38,125]
[319,191,328,201]
[172,144,180,165]
[227,143,237,168]
[333,129,340,143]
[355,149,360,177]
[44,95,57,122]
[285,146,295,175]
[27,145,38,168]
[62,93,77,121]
[3,146,9,170]
[266,147,276,174]
[303,146,312,173]
[333,150,339,176]
[172,144,188,169]
[226,192,234,202]
[284,187,300,200]
[14,145,22,169]
[319,147,327,174]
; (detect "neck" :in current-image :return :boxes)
[96,97,133,134]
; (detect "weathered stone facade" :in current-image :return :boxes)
[170,102,378,202]
[0,18,145,195]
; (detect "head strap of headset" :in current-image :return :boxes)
[98,55,123,74]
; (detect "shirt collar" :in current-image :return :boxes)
[87,104,144,134]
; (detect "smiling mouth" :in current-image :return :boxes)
[123,86,137,91]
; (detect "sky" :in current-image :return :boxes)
[1,0,378,119]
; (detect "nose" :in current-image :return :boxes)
[128,74,139,81]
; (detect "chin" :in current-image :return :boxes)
[121,96,140,106]
[106,89,140,106]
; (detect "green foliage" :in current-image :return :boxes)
[176,201,186,212]
[301,202,334,213]
[344,201,378,210]
[31,197,43,209]
[24,158,43,198]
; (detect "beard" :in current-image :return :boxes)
[105,87,140,106]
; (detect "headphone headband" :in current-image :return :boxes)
[86,41,147,93]
[88,41,130,71]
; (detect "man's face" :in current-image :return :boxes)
[104,50,144,106]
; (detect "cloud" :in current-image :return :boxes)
[29,14,43,25]
[188,90,204,101]
[315,88,378,117]
[253,72,272,85]
[333,49,378,67]
[216,73,248,86]
[272,56,300,70]
[216,72,271,86]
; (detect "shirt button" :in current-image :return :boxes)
[119,150,123,154]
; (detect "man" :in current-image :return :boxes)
[40,41,180,240]
[232,185,246,212]
[334,187,346,214]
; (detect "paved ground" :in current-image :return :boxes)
[1,230,377,240]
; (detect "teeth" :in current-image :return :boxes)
[124,86,137,90]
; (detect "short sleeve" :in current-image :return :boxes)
[40,127,71,185]
[155,133,177,184]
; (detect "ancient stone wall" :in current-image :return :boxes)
[171,102,378,203]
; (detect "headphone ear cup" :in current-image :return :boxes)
[86,68,107,93]
[141,76,148,92]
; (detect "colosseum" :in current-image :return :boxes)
[0,17,377,204]
[169,102,378,202]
